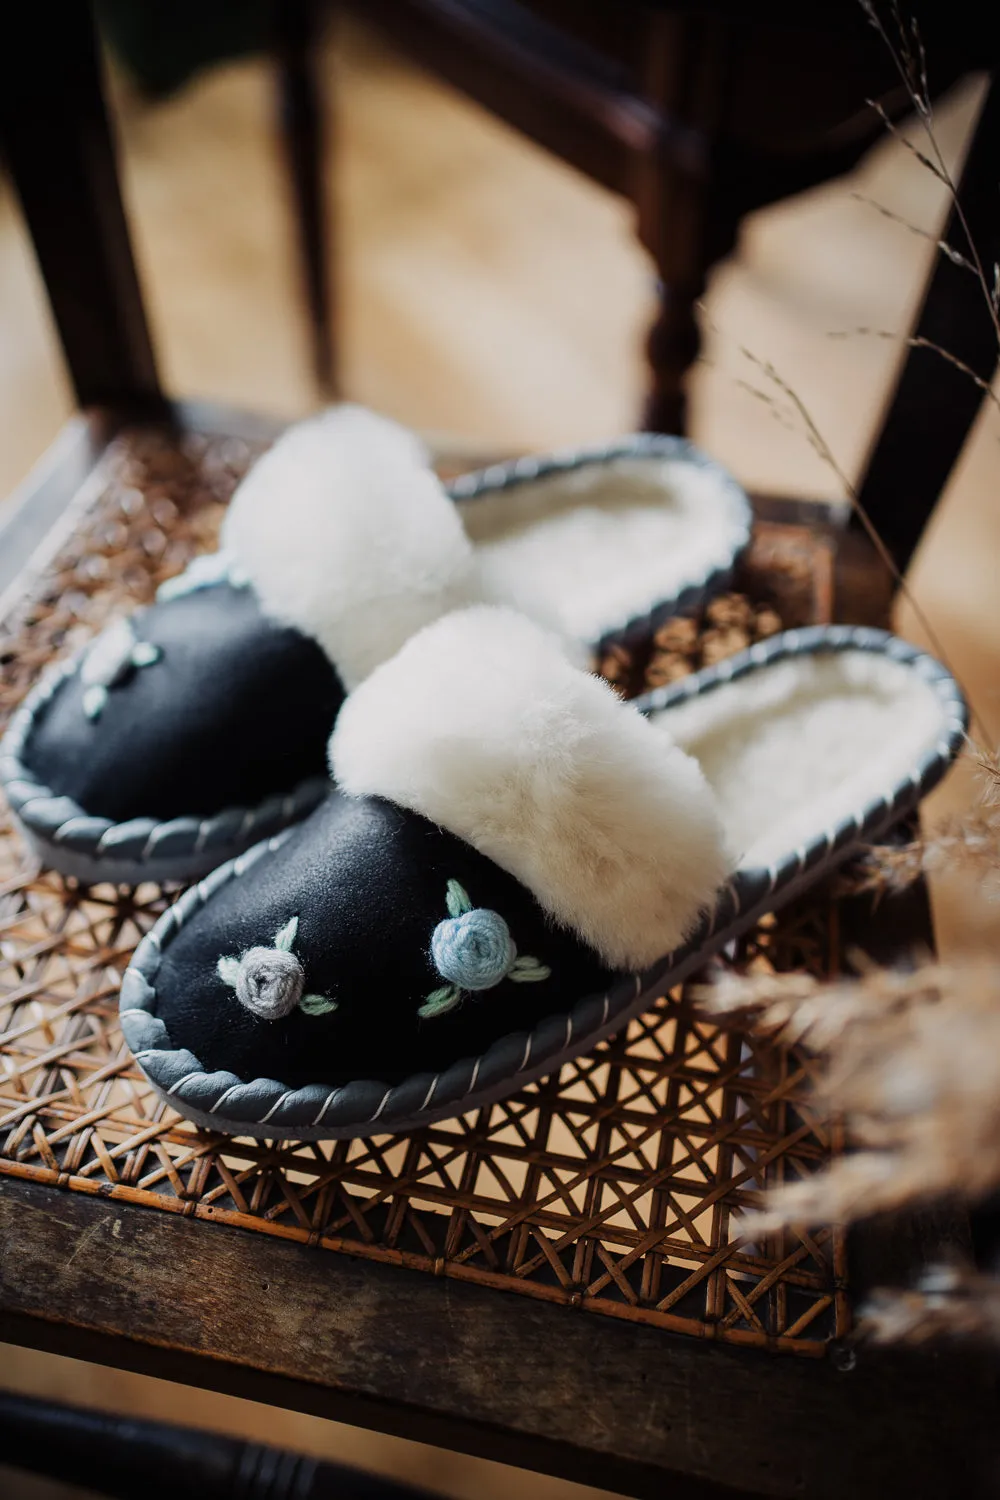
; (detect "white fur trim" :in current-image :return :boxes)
[222,406,474,689]
[330,607,728,970]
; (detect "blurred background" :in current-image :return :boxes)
[1,15,990,498]
[1,7,998,1496]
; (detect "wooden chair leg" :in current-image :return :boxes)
[642,278,703,436]
[274,0,338,396]
[854,74,1000,574]
[634,15,734,436]
[0,0,163,412]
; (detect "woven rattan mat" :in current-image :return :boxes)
[0,426,847,1357]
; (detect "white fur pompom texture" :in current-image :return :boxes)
[330,606,728,970]
[222,406,474,688]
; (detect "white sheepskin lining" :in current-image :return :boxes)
[651,650,951,871]
[330,607,729,971]
[222,406,474,689]
[462,456,750,644]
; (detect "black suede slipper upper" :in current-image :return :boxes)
[25,585,341,824]
[140,792,614,1095]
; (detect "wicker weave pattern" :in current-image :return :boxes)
[0,428,847,1356]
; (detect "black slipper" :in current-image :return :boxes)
[119,607,966,1140]
[2,411,749,886]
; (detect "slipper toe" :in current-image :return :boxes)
[131,791,614,1126]
[13,585,340,880]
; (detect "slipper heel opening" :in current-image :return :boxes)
[647,637,966,877]
[457,440,750,647]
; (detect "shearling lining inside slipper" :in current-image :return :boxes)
[454,442,750,646]
[647,641,955,872]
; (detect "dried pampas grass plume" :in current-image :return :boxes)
[835,748,1000,900]
[862,1265,1000,1346]
[698,962,1000,1232]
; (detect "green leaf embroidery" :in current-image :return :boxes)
[82,685,109,721]
[273,916,299,952]
[510,956,551,983]
[419,984,461,1019]
[217,955,242,987]
[445,880,472,918]
[299,993,338,1016]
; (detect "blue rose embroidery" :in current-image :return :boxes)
[420,880,551,1019]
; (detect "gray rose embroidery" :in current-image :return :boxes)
[217,917,337,1020]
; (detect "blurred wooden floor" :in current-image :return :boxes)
[1,17,999,1499]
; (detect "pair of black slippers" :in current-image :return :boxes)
[1,408,966,1139]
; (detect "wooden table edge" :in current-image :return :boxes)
[0,1176,994,1500]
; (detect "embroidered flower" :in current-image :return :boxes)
[157,548,250,603]
[217,916,337,1021]
[80,617,162,721]
[432,907,514,990]
[231,946,302,1019]
[421,880,551,1019]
